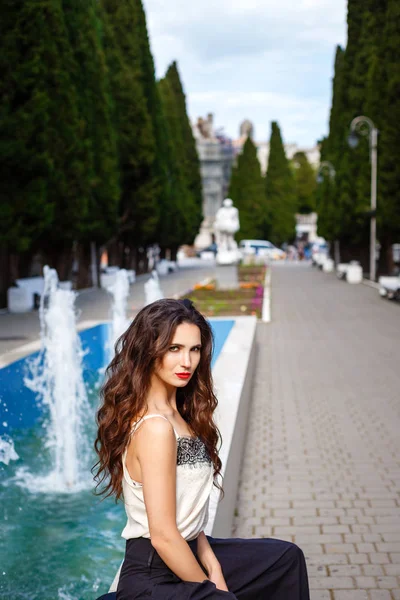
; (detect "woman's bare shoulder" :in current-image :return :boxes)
[134,415,175,447]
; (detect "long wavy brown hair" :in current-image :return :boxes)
[93,298,222,500]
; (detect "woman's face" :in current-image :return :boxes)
[156,322,202,388]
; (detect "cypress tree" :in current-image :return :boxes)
[165,62,203,242]
[292,152,316,214]
[265,122,296,245]
[0,0,90,281]
[158,62,203,250]
[332,0,382,265]
[228,137,267,240]
[100,0,159,262]
[317,47,345,246]
[132,2,187,257]
[0,0,53,261]
[62,0,120,285]
[157,75,189,252]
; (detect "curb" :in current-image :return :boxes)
[262,267,271,323]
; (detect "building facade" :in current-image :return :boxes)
[232,120,320,175]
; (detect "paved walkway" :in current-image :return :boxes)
[233,263,400,600]
[0,259,215,358]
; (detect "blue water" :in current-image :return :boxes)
[0,320,234,600]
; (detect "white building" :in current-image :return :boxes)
[295,212,319,242]
[233,120,320,175]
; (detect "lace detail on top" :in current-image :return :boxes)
[177,437,211,467]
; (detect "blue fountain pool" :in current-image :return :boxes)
[0,319,234,600]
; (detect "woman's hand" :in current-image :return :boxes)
[208,564,229,592]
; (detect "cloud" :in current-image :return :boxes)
[143,0,347,146]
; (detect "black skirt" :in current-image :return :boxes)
[97,535,310,599]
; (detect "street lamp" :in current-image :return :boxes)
[348,115,379,281]
[317,161,336,184]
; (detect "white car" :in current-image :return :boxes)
[239,239,286,260]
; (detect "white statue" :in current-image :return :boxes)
[214,198,240,265]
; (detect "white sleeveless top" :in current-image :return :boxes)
[121,414,214,541]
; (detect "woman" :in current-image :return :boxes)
[94,299,310,599]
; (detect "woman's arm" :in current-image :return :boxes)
[133,418,208,583]
[197,531,229,592]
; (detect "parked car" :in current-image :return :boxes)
[239,239,286,260]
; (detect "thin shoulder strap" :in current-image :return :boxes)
[130,414,178,438]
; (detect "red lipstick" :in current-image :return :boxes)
[176,373,191,380]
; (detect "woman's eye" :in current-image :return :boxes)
[169,346,179,352]
[192,347,201,352]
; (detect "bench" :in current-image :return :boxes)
[7,286,33,313]
[336,263,349,280]
[7,276,46,312]
[156,260,178,276]
[313,252,328,269]
[322,258,334,273]
[15,276,45,299]
[336,262,363,284]
[379,276,400,300]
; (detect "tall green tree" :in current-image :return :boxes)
[100,0,159,264]
[322,1,399,273]
[62,0,120,285]
[0,0,53,263]
[158,62,203,252]
[158,75,189,253]
[0,0,90,282]
[292,152,316,214]
[132,4,194,256]
[228,137,267,240]
[317,47,344,245]
[165,62,203,242]
[265,122,296,245]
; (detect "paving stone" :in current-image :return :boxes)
[323,525,351,534]
[363,565,384,577]
[325,544,356,554]
[329,564,361,576]
[355,576,376,588]
[390,554,400,563]
[307,554,348,566]
[368,591,392,599]
[357,544,376,553]
[376,576,398,588]
[332,592,368,600]
[384,564,400,576]
[309,577,354,589]
[310,592,331,600]
[368,554,389,565]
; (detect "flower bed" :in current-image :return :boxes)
[183,265,266,317]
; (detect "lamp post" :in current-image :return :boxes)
[317,161,336,184]
[316,161,338,263]
[348,116,378,281]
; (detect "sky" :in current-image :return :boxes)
[142,0,347,148]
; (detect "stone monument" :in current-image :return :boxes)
[214,198,240,289]
[193,114,234,250]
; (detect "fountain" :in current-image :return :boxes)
[144,270,164,305]
[22,266,91,492]
[0,435,19,465]
[106,269,131,357]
